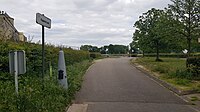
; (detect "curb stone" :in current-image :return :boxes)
[66,104,88,112]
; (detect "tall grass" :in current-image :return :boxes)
[133,57,200,91]
[0,40,92,111]
[0,60,92,111]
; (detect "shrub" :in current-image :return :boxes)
[0,40,92,111]
[153,66,168,74]
[130,54,137,57]
[0,41,90,74]
[174,78,191,86]
[175,69,193,79]
[89,52,102,59]
[187,57,200,77]
[0,60,92,111]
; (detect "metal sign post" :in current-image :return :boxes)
[42,26,44,79]
[36,13,51,80]
[14,52,18,95]
[9,51,26,95]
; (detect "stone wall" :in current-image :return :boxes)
[0,11,19,41]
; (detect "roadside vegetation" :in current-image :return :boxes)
[80,44,129,55]
[0,40,94,111]
[130,0,200,60]
[133,57,200,91]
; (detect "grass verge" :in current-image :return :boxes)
[0,60,92,112]
[132,57,200,92]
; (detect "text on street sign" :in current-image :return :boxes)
[36,13,51,28]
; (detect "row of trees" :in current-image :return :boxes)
[80,44,129,54]
[131,0,200,61]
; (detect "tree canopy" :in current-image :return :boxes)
[168,0,200,56]
[133,8,175,61]
[81,44,128,54]
[132,0,200,60]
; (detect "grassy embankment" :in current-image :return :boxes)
[132,57,200,91]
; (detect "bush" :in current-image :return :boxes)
[173,69,193,79]
[187,57,200,77]
[174,78,191,86]
[130,54,137,57]
[153,66,168,74]
[0,60,92,111]
[0,41,90,74]
[0,40,92,111]
[89,52,102,59]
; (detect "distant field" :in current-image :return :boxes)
[133,57,200,91]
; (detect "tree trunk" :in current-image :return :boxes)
[156,46,159,61]
[187,38,191,58]
[187,6,191,58]
[143,51,145,57]
[155,41,161,61]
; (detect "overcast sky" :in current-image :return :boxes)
[1,0,171,47]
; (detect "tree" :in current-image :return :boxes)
[100,46,108,54]
[133,8,171,61]
[129,42,140,54]
[99,45,128,54]
[108,44,128,54]
[168,0,200,56]
[80,45,100,52]
[80,45,91,51]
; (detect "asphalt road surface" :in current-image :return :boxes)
[75,57,196,112]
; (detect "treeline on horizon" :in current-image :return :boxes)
[80,44,130,54]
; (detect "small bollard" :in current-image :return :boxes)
[58,49,68,89]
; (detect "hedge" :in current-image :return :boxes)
[0,40,91,111]
[0,60,92,112]
[129,54,138,57]
[89,52,102,59]
[0,41,90,74]
[186,57,200,77]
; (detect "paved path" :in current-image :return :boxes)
[74,57,196,112]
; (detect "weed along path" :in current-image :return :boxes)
[67,57,196,112]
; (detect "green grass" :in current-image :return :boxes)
[133,57,200,91]
[134,57,186,74]
[0,60,92,112]
[190,96,199,101]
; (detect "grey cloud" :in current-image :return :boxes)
[1,0,171,47]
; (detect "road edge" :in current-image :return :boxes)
[66,59,102,112]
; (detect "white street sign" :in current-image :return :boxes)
[198,38,200,43]
[36,13,51,28]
